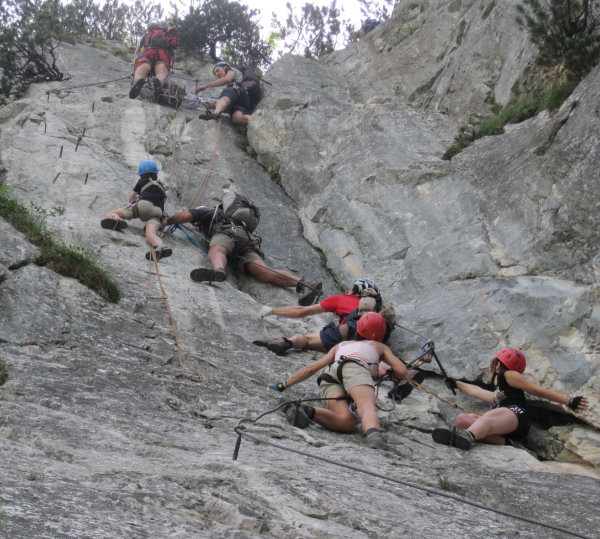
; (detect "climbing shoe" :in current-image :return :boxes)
[388,370,425,402]
[253,338,292,356]
[129,78,145,99]
[296,279,322,306]
[153,78,164,101]
[199,112,221,121]
[145,246,173,261]
[100,218,128,232]
[432,427,475,450]
[366,430,388,450]
[282,404,313,429]
[189,267,227,283]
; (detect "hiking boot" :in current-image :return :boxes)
[129,78,145,99]
[432,427,475,450]
[100,218,128,232]
[145,246,173,261]
[189,267,227,283]
[388,370,425,402]
[282,404,313,429]
[296,279,322,306]
[153,78,164,101]
[252,338,292,356]
[366,430,388,450]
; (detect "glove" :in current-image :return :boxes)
[568,396,583,410]
[444,377,457,390]
[269,383,286,392]
[259,306,273,318]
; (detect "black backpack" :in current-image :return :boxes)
[240,66,264,109]
[221,191,260,232]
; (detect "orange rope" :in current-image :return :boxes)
[187,117,222,208]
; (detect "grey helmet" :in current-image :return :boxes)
[351,278,378,295]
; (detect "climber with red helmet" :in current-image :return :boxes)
[268,312,408,449]
[253,278,395,355]
[101,160,172,261]
[431,347,588,450]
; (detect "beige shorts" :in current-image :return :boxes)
[120,199,162,223]
[318,361,374,400]
[210,226,262,272]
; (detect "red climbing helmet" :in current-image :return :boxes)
[495,348,526,373]
[357,312,387,342]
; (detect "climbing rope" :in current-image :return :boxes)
[231,402,591,539]
[145,248,203,382]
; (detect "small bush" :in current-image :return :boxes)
[0,360,7,385]
[0,186,120,302]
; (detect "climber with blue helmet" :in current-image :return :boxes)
[195,61,261,125]
[101,160,172,261]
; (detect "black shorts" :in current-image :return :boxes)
[504,404,530,441]
[220,84,252,115]
[319,322,343,351]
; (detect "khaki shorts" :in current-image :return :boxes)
[210,226,262,272]
[318,361,374,400]
[120,199,162,223]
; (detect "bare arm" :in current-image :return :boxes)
[283,348,336,389]
[504,371,588,411]
[272,303,325,319]
[377,343,408,382]
[128,191,138,203]
[195,69,235,92]
[455,380,495,403]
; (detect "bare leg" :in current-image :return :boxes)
[288,331,327,353]
[349,385,379,432]
[456,408,518,444]
[105,209,128,220]
[313,393,356,432]
[154,62,169,87]
[144,220,163,247]
[245,258,300,287]
[213,96,232,115]
[207,245,229,272]
[231,110,251,125]
[132,63,151,86]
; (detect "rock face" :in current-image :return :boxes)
[0,2,599,537]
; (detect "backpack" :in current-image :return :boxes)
[144,24,179,50]
[346,288,396,342]
[240,66,264,108]
[221,191,260,232]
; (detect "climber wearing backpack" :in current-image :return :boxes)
[166,189,321,305]
[254,278,396,355]
[129,22,180,101]
[101,160,172,261]
[195,62,263,125]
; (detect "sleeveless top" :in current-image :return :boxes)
[490,371,528,412]
[334,340,380,378]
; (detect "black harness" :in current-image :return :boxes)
[316,355,370,387]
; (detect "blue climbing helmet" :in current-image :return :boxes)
[138,160,159,176]
[213,61,230,74]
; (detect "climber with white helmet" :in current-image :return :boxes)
[195,61,261,125]
[269,312,408,449]
[254,278,395,355]
[101,160,172,261]
[431,347,588,450]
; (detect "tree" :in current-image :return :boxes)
[0,0,65,100]
[176,0,271,69]
[516,0,600,78]
[357,0,398,21]
[271,1,345,59]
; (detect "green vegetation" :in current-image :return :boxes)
[0,186,120,303]
[437,474,452,491]
[516,0,600,78]
[443,79,578,160]
[0,360,7,386]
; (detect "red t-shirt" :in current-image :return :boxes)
[319,294,359,323]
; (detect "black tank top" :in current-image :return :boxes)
[490,371,528,411]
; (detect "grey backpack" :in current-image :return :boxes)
[221,191,260,232]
